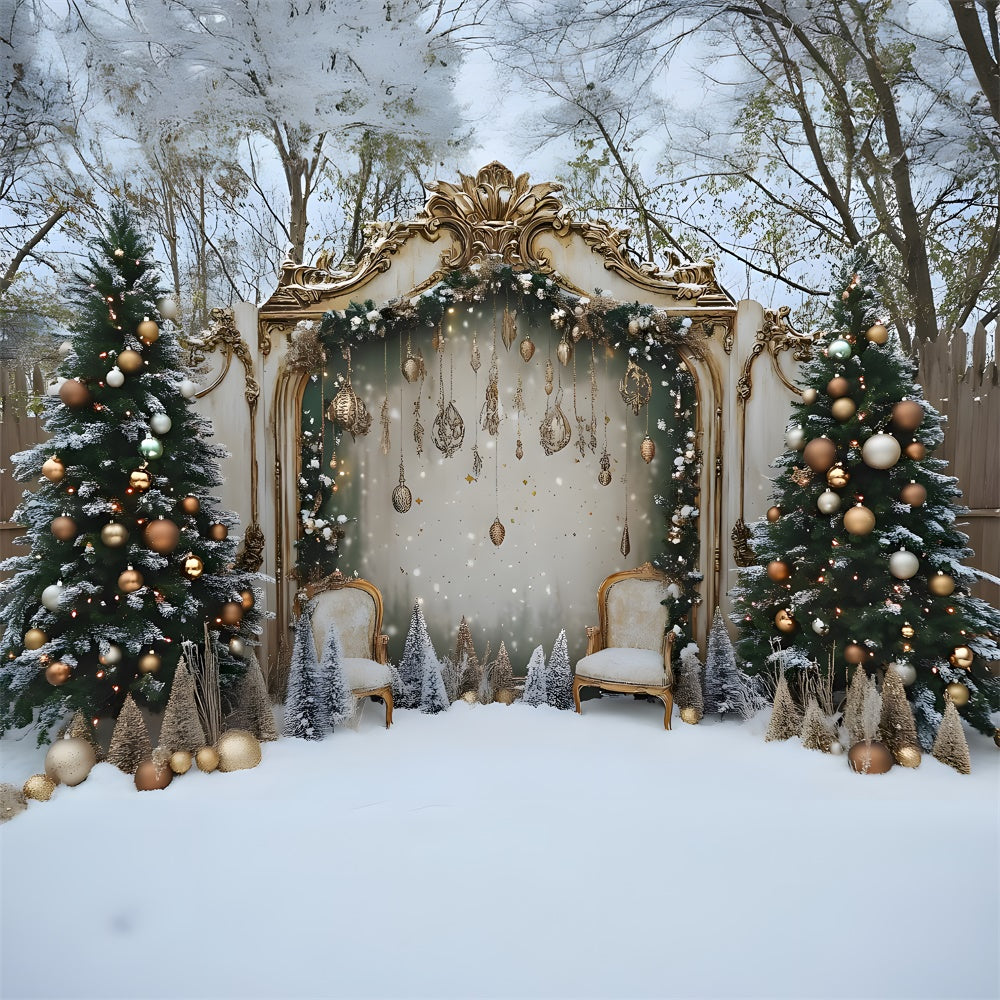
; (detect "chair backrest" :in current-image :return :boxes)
[599,562,671,651]
[301,574,383,660]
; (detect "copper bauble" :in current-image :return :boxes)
[949,645,974,670]
[169,750,193,775]
[58,378,91,408]
[129,468,152,491]
[766,506,781,522]
[928,573,956,597]
[900,481,926,506]
[44,737,96,786]
[489,517,505,547]
[41,456,65,482]
[803,437,837,473]
[767,560,791,582]
[774,609,796,633]
[138,651,161,674]
[100,522,129,548]
[179,495,200,515]
[831,397,856,422]
[843,504,876,535]
[182,554,204,579]
[207,523,228,541]
[24,628,47,650]
[848,741,894,774]
[894,744,921,768]
[640,435,655,464]
[195,746,220,772]
[826,376,850,398]
[843,642,866,665]
[519,337,536,362]
[45,661,71,685]
[50,515,77,541]
[826,464,850,488]
[219,602,243,627]
[680,707,701,725]
[144,518,180,554]
[117,349,143,373]
[239,588,255,610]
[945,682,970,707]
[136,318,160,345]
[866,323,889,344]
[216,729,262,772]
[118,567,144,592]
[134,758,172,791]
[904,441,926,461]
[892,400,922,432]
[23,773,56,801]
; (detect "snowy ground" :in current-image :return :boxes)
[2,697,998,1000]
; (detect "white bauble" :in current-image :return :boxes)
[150,413,172,435]
[105,367,125,388]
[58,340,73,356]
[179,379,198,399]
[889,549,919,579]
[889,661,917,686]
[801,387,818,405]
[817,490,841,514]
[829,740,844,756]
[41,582,64,611]
[785,425,805,450]
[861,432,901,469]
[156,297,179,321]
[811,617,830,636]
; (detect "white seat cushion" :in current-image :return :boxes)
[575,647,669,686]
[343,657,392,692]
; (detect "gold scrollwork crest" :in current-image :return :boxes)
[737,306,821,400]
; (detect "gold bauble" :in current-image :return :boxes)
[24,628,47,650]
[50,515,77,541]
[945,682,970,707]
[843,642,866,665]
[23,773,56,801]
[892,400,923,432]
[766,506,781,522]
[928,573,956,597]
[826,376,850,398]
[143,518,180,554]
[117,349,143,373]
[556,338,573,367]
[100,522,129,547]
[137,318,160,344]
[901,623,915,639]
[45,661,71,685]
[774,609,796,633]
[195,746,220,772]
[207,523,228,541]
[219,602,243,627]
[847,740,894,774]
[894,744,922,768]
[640,435,655,464]
[843,504,876,535]
[801,387,818,405]
[134,758,173,791]
[904,441,926,461]
[59,378,91,408]
[826,464,850,488]
[44,737,96,786]
[900,482,927,506]
[138,651,161,674]
[831,397,856,422]
[803,437,837,473]
[169,750,193,775]
[182,553,204,579]
[239,588,255,610]
[598,469,612,486]
[118,567,144,593]
[179,495,200,515]
[766,560,791,582]
[402,356,422,383]
[680,706,701,725]
[866,323,889,344]
[129,468,152,491]
[216,729,262,772]
[519,338,535,362]
[949,645,974,670]
[41,456,66,482]
[489,517,505,547]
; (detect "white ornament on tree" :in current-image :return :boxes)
[105,367,125,388]
[888,661,916,685]
[784,425,805,450]
[816,490,840,514]
[41,582,64,611]
[861,432,901,469]
[156,297,179,321]
[179,379,198,399]
[889,549,919,579]
[150,413,172,435]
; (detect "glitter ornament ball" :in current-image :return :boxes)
[195,746,220,772]
[895,744,921,768]
[170,751,193,775]
[216,730,262,772]
[862,433,901,470]
[150,412,172,435]
[22,774,55,801]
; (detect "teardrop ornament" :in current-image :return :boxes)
[620,522,631,558]
[489,517,506,547]
[556,336,573,367]
[519,337,535,362]
[502,307,518,351]
[640,434,655,464]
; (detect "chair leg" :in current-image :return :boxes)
[660,692,673,730]
[572,676,584,715]
[383,689,393,729]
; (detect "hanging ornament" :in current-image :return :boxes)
[513,376,525,461]
[831,397,856,421]
[811,618,829,636]
[618,359,652,415]
[240,589,255,610]
[889,549,919,579]
[379,397,391,456]
[640,435,655,464]
[144,518,180,554]
[41,456,65,482]
[41,582,64,611]
[828,338,852,359]
[519,337,535,362]
[826,376,850,398]
[900,622,915,639]
[588,351,598,453]
[598,449,612,486]
[207,523,228,541]
[544,358,554,395]
[229,637,248,660]
[129,467,152,491]
[801,387,818,405]
[105,366,125,388]
[774,609,797,633]
[949,645,974,670]
[50,515,77,541]
[219,602,243,627]
[790,466,813,487]
[489,517,505,546]
[888,661,916,685]
[892,399,923,432]
[24,628,47,650]
[472,446,483,480]
[118,567,144,592]
[150,412,172,435]
[402,334,423,383]
[843,504,876,535]
[470,335,481,374]
[99,644,122,665]
[816,490,840,514]
[767,560,791,582]
[785,425,805,450]
[182,553,204,579]
[539,391,572,456]
[843,642,866,665]
[118,350,143,374]
[928,572,956,597]
[862,433,901,469]
[556,335,573,367]
[866,323,889,344]
[904,441,926,461]
[620,521,631,558]
[413,397,424,456]
[431,348,464,457]
[100,522,129,547]
[481,352,500,437]
[138,651,161,674]
[139,435,163,460]
[944,682,970,707]
[179,495,200,516]
[137,318,160,345]
[826,464,850,488]
[501,306,517,351]
[328,351,371,440]
[900,481,927,506]
[767,506,782,521]
[515,440,523,461]
[45,662,71,685]
[803,437,837,472]
[59,379,91,408]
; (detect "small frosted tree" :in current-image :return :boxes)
[158,657,206,753]
[522,645,547,706]
[931,700,971,774]
[419,643,449,715]
[546,630,573,710]
[65,709,104,761]
[283,609,325,740]
[879,667,918,757]
[398,602,432,709]
[440,656,461,703]
[843,666,871,746]
[675,642,704,721]
[454,616,482,697]
[319,623,355,728]
[764,674,801,742]
[704,608,750,718]
[489,642,515,702]
[227,652,277,742]
[800,697,833,752]
[107,694,152,773]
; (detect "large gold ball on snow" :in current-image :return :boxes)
[138,651,161,674]
[44,737,96,786]
[766,506,781,522]
[100,522,129,547]
[945,682,970,707]
[219,602,243,627]
[41,456,65,482]
[774,609,797,633]
[169,750,193,775]
[826,464,850,488]
[892,400,923,432]
[680,706,701,725]
[216,729,262,772]
[900,482,926,506]
[50,515,77,541]
[847,740,894,774]
[894,744,921,768]
[117,349,143,373]
[928,573,956,597]
[45,661,71,685]
[950,645,974,670]
[767,560,791,582]
[24,628,47,650]
[23,773,56,801]
[844,642,867,665]
[118,567,144,593]
[831,397,856,422]
[136,318,160,344]
[826,376,850,398]
[843,505,876,535]
[59,378,91,408]
[803,437,837,473]
[144,518,180,554]
[866,323,889,344]
[195,746,219,772]
[134,758,172,791]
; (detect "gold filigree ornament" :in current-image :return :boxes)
[328,349,371,440]
[489,517,506,546]
[431,350,465,458]
[392,458,412,514]
[539,388,572,456]
[619,359,652,415]
[502,305,518,351]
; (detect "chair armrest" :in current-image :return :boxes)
[585,626,603,656]
[661,631,676,685]
[375,634,389,666]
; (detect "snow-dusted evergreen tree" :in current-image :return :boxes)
[440,656,460,703]
[546,630,573,710]
[704,607,749,718]
[453,617,481,697]
[158,656,206,753]
[675,642,704,721]
[488,642,515,702]
[319,623,355,728]
[419,645,449,715]
[521,645,547,707]
[398,602,432,709]
[227,652,277,742]
[106,694,151,773]
[283,609,325,740]
[931,700,971,774]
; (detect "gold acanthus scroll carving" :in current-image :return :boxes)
[737,306,820,401]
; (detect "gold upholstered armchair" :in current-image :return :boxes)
[573,562,675,729]
[300,571,393,728]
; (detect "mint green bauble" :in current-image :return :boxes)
[139,436,163,460]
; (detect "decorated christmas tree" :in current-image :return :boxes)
[0,207,260,743]
[733,249,1000,750]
